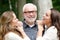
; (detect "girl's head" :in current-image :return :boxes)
[1,11,14,24]
[0,11,24,39]
[0,11,18,40]
[43,9,51,27]
[0,11,18,25]
[43,8,60,27]
[43,8,60,40]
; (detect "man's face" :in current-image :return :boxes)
[23,6,37,23]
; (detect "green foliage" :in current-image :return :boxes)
[0,0,9,15]
[0,0,17,16]
[11,0,18,17]
[0,0,60,16]
[52,0,60,11]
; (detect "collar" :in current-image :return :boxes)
[45,25,55,31]
[23,21,37,28]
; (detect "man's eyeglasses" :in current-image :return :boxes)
[24,11,37,13]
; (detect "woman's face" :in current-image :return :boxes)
[11,13,18,26]
[42,10,51,25]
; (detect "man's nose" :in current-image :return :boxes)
[30,13,33,16]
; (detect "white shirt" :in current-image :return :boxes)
[4,32,30,40]
[36,26,59,40]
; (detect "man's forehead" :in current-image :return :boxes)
[24,7,36,11]
[23,3,37,12]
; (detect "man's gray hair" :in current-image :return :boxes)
[23,3,37,12]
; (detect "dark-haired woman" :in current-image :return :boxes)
[36,9,60,40]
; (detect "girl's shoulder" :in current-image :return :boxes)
[4,32,23,40]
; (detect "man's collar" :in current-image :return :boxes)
[23,20,37,28]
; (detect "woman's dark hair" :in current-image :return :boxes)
[50,8,60,40]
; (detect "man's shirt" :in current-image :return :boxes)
[23,21,38,40]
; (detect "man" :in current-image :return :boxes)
[22,3,38,40]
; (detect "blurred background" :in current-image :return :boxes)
[0,0,60,21]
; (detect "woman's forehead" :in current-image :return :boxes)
[46,10,51,15]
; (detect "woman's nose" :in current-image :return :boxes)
[43,14,45,17]
[16,19,18,21]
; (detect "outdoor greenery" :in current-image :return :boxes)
[0,0,17,16]
[52,0,60,11]
[0,0,60,16]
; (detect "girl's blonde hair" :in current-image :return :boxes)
[0,11,23,40]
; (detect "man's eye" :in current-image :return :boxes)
[24,12,27,13]
[24,11,37,13]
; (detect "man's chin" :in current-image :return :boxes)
[28,20,35,23]
[25,18,36,22]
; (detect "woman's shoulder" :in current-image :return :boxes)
[46,26,57,34]
[4,32,23,40]
[48,26,57,31]
[44,26,58,40]
[5,32,19,36]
